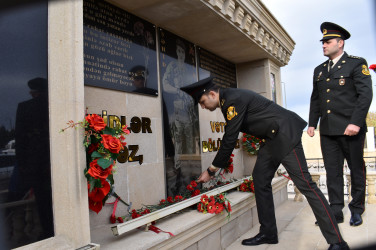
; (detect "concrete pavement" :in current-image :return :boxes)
[226,197,376,250]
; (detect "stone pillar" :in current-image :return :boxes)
[294,186,303,202]
[366,173,376,204]
[346,174,352,202]
[311,174,320,187]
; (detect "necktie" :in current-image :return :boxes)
[328,60,334,72]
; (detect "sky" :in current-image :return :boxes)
[261,0,376,124]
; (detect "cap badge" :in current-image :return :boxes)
[227,106,238,120]
[323,29,327,35]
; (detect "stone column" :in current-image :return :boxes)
[311,174,320,188]
[366,173,376,204]
[346,173,352,203]
[294,185,304,202]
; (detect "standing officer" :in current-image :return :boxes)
[308,22,373,227]
[181,77,349,250]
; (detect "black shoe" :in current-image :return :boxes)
[241,233,278,246]
[328,241,350,250]
[315,216,344,226]
[350,213,362,226]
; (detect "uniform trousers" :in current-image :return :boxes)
[320,129,366,217]
[253,141,344,244]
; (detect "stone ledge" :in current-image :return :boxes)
[91,177,288,250]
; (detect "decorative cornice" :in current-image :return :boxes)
[202,0,294,65]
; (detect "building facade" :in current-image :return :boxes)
[0,0,294,249]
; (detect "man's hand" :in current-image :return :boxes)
[307,127,315,137]
[344,124,360,136]
[197,170,213,183]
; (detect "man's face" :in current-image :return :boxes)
[199,92,218,111]
[322,38,343,58]
[176,45,185,61]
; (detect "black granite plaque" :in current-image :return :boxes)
[159,28,201,197]
[198,47,237,88]
[83,0,158,96]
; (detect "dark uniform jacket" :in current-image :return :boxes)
[309,52,373,135]
[212,88,307,168]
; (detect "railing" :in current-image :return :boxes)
[287,157,376,204]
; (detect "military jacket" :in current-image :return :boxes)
[212,88,307,168]
[309,52,373,135]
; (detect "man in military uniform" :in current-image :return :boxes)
[181,77,349,250]
[308,22,372,227]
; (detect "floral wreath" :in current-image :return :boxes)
[61,113,130,213]
[241,133,262,155]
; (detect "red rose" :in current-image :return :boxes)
[186,184,194,191]
[88,159,113,180]
[87,143,99,155]
[159,199,166,204]
[117,217,124,223]
[85,114,106,131]
[101,134,123,154]
[242,137,247,142]
[167,196,173,203]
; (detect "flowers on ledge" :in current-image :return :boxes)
[241,133,262,156]
[197,193,232,219]
[61,113,130,213]
[238,177,255,193]
[370,64,376,73]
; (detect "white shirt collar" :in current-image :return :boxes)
[330,52,344,67]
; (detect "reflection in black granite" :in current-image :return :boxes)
[0,1,53,249]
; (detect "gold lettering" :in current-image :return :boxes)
[130,117,141,133]
[128,145,143,164]
[202,141,208,153]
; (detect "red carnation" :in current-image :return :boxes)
[369,64,376,72]
[110,214,117,224]
[117,217,124,223]
[191,189,201,197]
[167,196,173,203]
[215,203,224,214]
[190,180,198,187]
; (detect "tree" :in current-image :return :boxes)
[366,111,376,127]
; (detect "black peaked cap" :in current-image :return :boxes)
[320,22,351,41]
[180,76,215,103]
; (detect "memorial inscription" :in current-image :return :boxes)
[83,0,158,96]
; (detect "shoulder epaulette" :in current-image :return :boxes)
[348,55,361,59]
